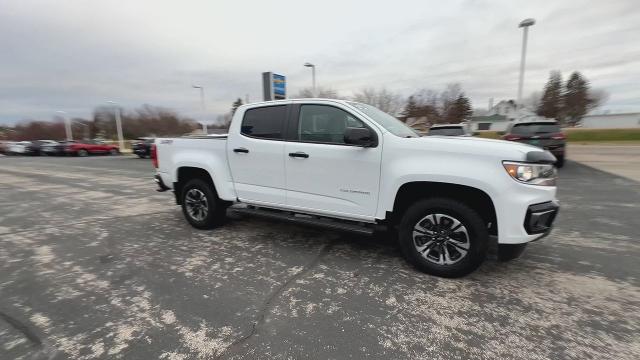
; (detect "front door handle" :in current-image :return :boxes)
[233,147,249,153]
[288,152,309,158]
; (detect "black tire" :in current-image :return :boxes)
[181,178,226,229]
[77,149,89,157]
[137,154,145,158]
[110,148,119,155]
[398,198,488,278]
[498,243,528,262]
[556,155,565,168]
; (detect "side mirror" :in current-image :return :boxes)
[344,127,377,147]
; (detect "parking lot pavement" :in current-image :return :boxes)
[568,144,640,182]
[1,156,639,360]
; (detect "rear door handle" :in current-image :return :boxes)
[233,147,249,153]
[288,152,309,158]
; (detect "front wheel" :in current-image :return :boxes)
[181,178,226,229]
[77,149,89,157]
[110,148,119,155]
[398,198,488,278]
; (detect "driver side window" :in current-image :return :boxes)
[297,105,365,144]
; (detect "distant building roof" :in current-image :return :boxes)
[469,114,507,122]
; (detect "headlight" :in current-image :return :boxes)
[503,161,556,186]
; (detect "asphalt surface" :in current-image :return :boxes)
[1,155,639,360]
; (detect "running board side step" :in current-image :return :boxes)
[229,207,376,236]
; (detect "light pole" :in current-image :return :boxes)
[192,85,207,133]
[304,62,316,97]
[107,101,125,151]
[517,18,535,106]
[56,111,72,141]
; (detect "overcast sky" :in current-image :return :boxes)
[1,0,638,125]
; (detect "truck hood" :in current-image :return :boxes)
[403,135,542,161]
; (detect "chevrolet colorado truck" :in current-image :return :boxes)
[153,99,559,277]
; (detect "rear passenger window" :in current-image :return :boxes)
[241,106,286,139]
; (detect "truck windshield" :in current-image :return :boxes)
[347,102,419,138]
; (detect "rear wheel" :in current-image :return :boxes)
[181,178,226,229]
[110,148,119,155]
[398,198,488,278]
[556,155,565,168]
[77,149,89,157]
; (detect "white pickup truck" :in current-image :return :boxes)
[153,99,559,277]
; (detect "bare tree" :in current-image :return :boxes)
[401,84,473,125]
[523,91,542,111]
[294,87,341,99]
[588,88,609,112]
[214,113,233,128]
[92,104,198,138]
[439,83,461,109]
[351,87,404,115]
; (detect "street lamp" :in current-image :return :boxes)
[56,111,72,141]
[192,85,207,133]
[303,62,316,97]
[107,101,125,151]
[517,18,535,106]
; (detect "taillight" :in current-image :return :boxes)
[151,144,158,168]
[551,133,566,140]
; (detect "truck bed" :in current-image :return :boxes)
[155,135,235,200]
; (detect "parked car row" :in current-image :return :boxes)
[425,120,566,168]
[1,139,120,156]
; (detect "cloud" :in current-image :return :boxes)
[0,0,638,124]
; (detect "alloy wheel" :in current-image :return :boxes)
[185,188,209,221]
[412,213,470,265]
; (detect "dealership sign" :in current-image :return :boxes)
[262,72,286,101]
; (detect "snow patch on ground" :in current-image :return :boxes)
[161,310,176,325]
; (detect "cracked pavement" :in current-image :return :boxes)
[1,155,639,359]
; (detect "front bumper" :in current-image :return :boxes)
[154,174,170,192]
[524,200,559,236]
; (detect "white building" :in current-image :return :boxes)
[469,100,561,132]
[580,113,640,128]
[489,100,519,121]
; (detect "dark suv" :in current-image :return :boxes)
[502,120,566,167]
[132,137,155,158]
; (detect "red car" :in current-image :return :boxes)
[65,139,120,156]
